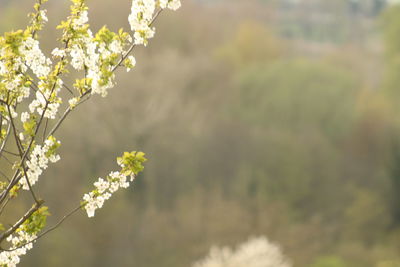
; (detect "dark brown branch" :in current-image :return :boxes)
[0,200,44,244]
[1,203,83,252]
[2,150,20,157]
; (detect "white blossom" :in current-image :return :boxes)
[129,0,156,45]
[20,137,61,190]
[5,75,22,92]
[126,56,136,72]
[21,112,30,123]
[70,45,86,70]
[83,171,135,218]
[109,40,123,54]
[8,106,18,119]
[167,0,181,10]
[19,37,52,78]
[28,78,62,119]
[94,178,110,193]
[51,48,66,58]
[159,0,181,10]
[74,10,89,27]
[39,10,48,22]
[68,97,79,108]
[0,49,6,75]
[83,192,105,218]
[0,231,36,267]
[16,86,30,103]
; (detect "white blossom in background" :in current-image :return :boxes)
[192,237,292,267]
[387,0,400,5]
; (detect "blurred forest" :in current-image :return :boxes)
[2,0,400,266]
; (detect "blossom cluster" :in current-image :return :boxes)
[192,237,292,267]
[0,206,48,267]
[129,0,181,45]
[82,151,147,218]
[83,171,133,217]
[129,0,156,45]
[20,137,61,190]
[159,0,181,10]
[0,232,36,267]
[19,37,52,78]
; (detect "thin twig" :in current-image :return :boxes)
[0,169,10,182]
[1,150,20,157]
[1,155,14,166]
[63,83,74,95]
[42,118,49,143]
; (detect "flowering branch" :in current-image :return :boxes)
[0,0,181,266]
